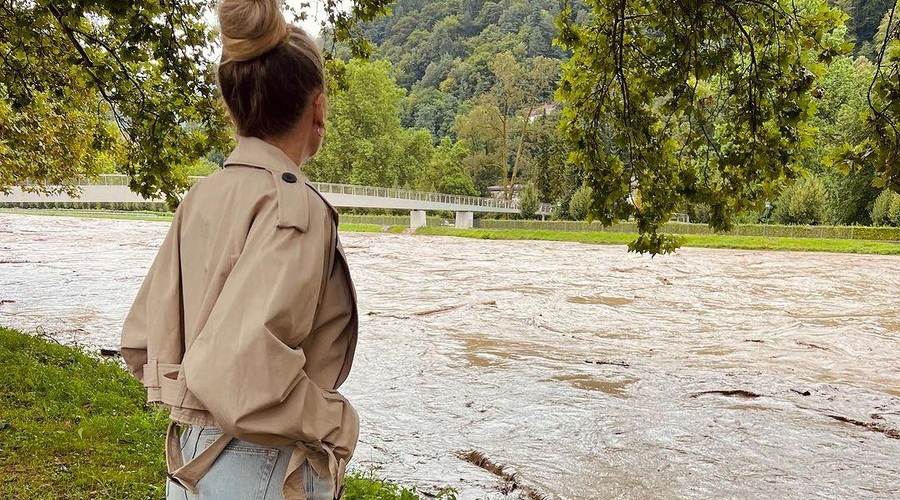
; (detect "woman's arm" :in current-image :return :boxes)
[120,209,185,381]
[181,198,358,461]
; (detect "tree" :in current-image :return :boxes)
[454,52,559,199]
[182,157,220,178]
[773,176,828,225]
[518,183,540,218]
[527,115,578,209]
[871,189,896,224]
[361,0,574,96]
[557,0,847,254]
[0,84,124,196]
[871,188,900,224]
[854,0,897,50]
[0,0,392,203]
[522,3,565,59]
[306,60,433,189]
[417,138,479,195]
[834,2,900,197]
[502,56,559,200]
[568,185,593,221]
[402,87,461,141]
[806,56,880,224]
[455,102,506,194]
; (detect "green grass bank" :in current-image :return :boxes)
[0,326,451,500]
[415,227,900,255]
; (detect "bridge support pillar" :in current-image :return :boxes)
[455,211,474,229]
[410,210,427,229]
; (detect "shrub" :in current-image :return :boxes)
[890,192,900,226]
[850,225,900,240]
[773,176,827,225]
[551,196,570,220]
[568,185,593,221]
[183,157,220,177]
[518,183,540,219]
[688,203,712,224]
[735,210,763,224]
[871,190,898,226]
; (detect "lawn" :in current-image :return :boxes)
[415,227,900,255]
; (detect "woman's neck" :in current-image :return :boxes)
[266,132,308,166]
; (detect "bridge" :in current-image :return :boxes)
[0,174,553,228]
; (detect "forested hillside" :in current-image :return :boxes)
[364,0,565,88]
[308,0,900,229]
[309,0,585,208]
[833,0,896,56]
[361,0,582,142]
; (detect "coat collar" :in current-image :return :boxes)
[223,136,307,178]
[223,136,310,232]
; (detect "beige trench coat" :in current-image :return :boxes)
[120,136,359,500]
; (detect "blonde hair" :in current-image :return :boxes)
[217,0,324,138]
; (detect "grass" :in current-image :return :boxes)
[0,326,452,500]
[679,234,900,254]
[0,326,168,499]
[415,227,900,255]
[339,223,387,233]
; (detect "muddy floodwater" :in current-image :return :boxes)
[1,213,899,499]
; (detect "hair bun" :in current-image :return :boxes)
[219,0,287,63]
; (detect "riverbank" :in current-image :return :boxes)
[4,208,900,255]
[417,227,900,255]
[0,326,451,500]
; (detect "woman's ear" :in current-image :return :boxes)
[314,92,327,128]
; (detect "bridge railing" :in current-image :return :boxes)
[309,182,519,211]
[57,174,133,186]
[69,175,521,211]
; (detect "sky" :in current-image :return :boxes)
[285,0,329,36]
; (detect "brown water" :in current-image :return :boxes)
[1,213,899,499]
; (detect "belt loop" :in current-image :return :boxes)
[142,358,160,389]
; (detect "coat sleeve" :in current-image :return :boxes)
[120,209,185,381]
[181,199,358,460]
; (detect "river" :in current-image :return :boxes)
[1,213,899,499]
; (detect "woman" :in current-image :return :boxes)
[119,1,359,499]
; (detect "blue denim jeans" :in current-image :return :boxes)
[165,425,335,500]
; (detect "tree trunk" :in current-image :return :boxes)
[500,111,510,201]
[507,106,536,201]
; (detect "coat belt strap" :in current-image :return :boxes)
[294,442,344,499]
[142,359,207,411]
[151,360,341,499]
[165,423,325,500]
[165,421,231,494]
[284,446,311,500]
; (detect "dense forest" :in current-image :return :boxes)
[303,0,900,227]
[308,0,585,216]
